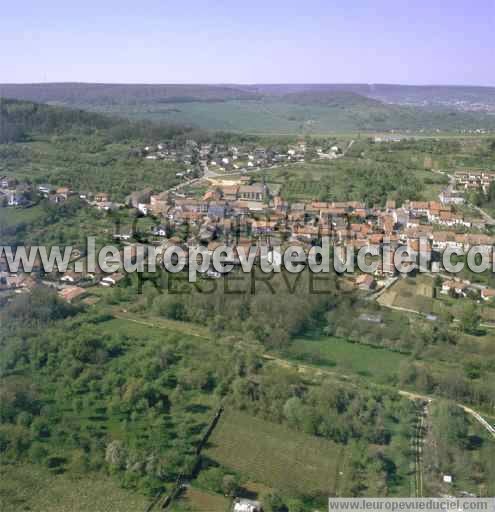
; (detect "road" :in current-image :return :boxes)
[473,205,495,226]
[399,390,495,440]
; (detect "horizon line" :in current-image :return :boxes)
[1,81,494,88]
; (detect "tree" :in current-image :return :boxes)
[460,303,481,335]
[29,444,49,463]
[262,491,287,512]
[105,440,127,470]
[222,474,239,496]
[433,275,443,289]
[197,467,224,493]
[283,397,304,429]
[398,360,417,386]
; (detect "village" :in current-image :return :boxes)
[2,139,495,310]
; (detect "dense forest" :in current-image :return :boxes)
[0,83,260,105]
[0,97,199,144]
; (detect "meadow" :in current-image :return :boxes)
[0,203,44,228]
[282,335,407,382]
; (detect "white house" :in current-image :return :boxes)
[138,203,150,215]
[233,499,261,512]
[100,273,125,287]
[60,272,80,284]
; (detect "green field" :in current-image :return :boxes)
[0,463,149,512]
[283,336,407,382]
[205,409,345,496]
[0,204,44,228]
[83,99,495,135]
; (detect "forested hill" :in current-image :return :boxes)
[0,83,260,105]
[2,83,494,109]
[0,98,197,144]
[2,84,495,134]
[0,98,117,143]
[279,90,384,107]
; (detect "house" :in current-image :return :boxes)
[0,273,30,290]
[94,192,110,203]
[393,208,409,226]
[100,273,125,287]
[138,202,150,215]
[46,190,66,204]
[149,192,170,214]
[238,183,266,202]
[7,191,24,207]
[463,234,494,252]
[38,184,55,195]
[439,190,465,205]
[441,280,469,297]
[233,498,261,512]
[432,231,463,251]
[60,271,81,284]
[207,201,228,219]
[481,288,495,301]
[113,233,132,241]
[356,274,376,291]
[252,219,278,235]
[385,199,396,210]
[58,286,87,302]
[0,176,17,189]
[221,185,240,201]
[152,225,168,237]
[128,188,152,208]
[292,224,320,241]
[55,186,71,198]
[96,201,119,211]
[408,201,430,215]
[358,313,382,324]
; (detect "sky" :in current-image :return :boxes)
[1,0,494,85]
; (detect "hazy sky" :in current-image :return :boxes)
[1,0,494,85]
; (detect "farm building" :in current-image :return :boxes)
[233,498,261,512]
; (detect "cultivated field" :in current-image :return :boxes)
[377,277,439,314]
[204,409,345,496]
